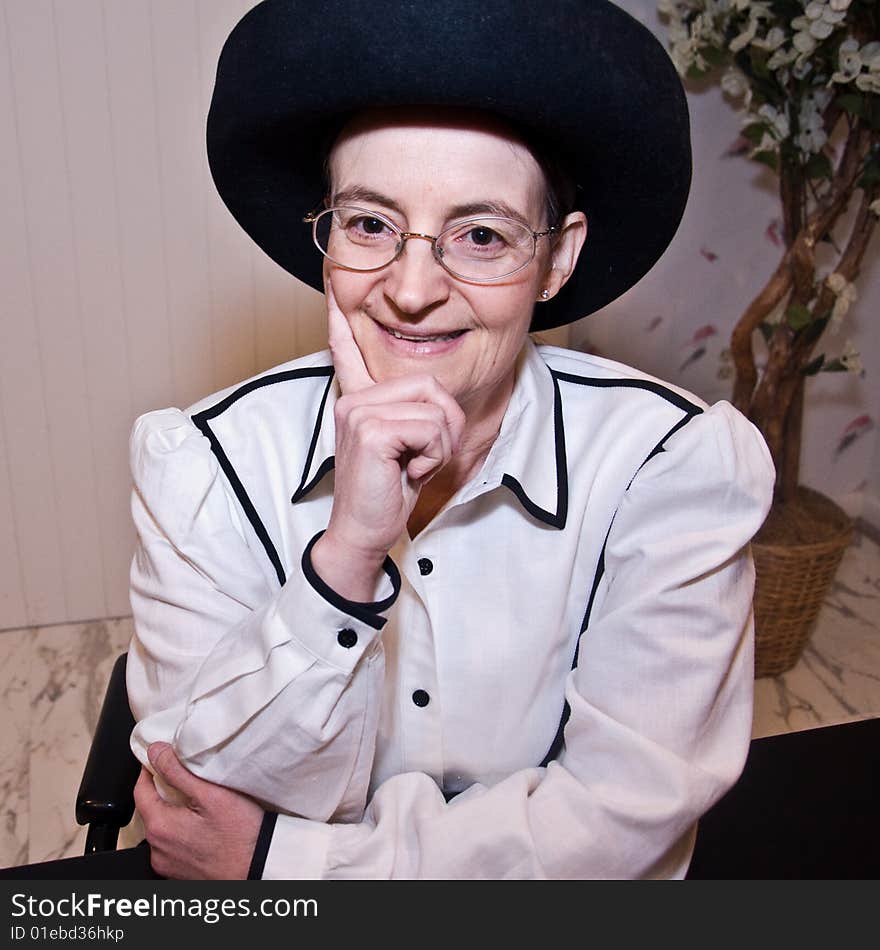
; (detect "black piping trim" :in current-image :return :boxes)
[537,385,704,768]
[293,455,336,503]
[192,415,287,587]
[539,513,616,768]
[301,531,401,631]
[247,810,278,880]
[627,409,703,490]
[191,366,335,588]
[193,366,334,422]
[291,371,336,503]
[551,371,704,415]
[500,371,568,529]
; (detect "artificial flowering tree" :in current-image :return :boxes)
[659,0,879,674]
[659,0,879,504]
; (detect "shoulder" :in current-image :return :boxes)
[536,344,707,417]
[186,349,335,424]
[130,350,335,489]
[534,343,774,497]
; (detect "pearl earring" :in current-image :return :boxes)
[540,289,551,300]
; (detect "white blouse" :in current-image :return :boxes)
[126,340,775,879]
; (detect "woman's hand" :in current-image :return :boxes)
[312,283,465,599]
[134,742,265,880]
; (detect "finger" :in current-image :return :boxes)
[383,419,449,478]
[338,374,465,451]
[134,765,162,815]
[326,278,374,394]
[346,401,454,462]
[147,742,209,804]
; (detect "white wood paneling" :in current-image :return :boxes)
[0,0,326,628]
[53,0,135,618]
[102,0,175,422]
[2,0,101,626]
[0,400,28,629]
[149,0,217,409]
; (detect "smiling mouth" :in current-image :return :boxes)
[377,321,468,343]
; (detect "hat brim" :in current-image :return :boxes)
[207,0,691,331]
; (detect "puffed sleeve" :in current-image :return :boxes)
[126,408,398,820]
[255,401,775,879]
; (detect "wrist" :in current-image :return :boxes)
[311,530,388,602]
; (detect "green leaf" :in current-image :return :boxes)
[749,48,771,79]
[836,93,866,118]
[702,45,728,68]
[686,63,711,80]
[801,314,831,347]
[858,162,880,188]
[786,303,812,331]
[806,152,833,181]
[742,123,767,145]
[821,358,848,372]
[802,354,826,376]
[752,149,779,172]
[758,321,776,344]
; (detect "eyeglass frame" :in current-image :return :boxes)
[302,205,559,283]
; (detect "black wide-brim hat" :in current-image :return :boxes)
[207,0,691,331]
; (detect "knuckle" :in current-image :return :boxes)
[359,417,383,442]
[347,403,368,427]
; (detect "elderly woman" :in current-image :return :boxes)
[128,0,774,879]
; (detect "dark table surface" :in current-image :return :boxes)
[687,715,880,879]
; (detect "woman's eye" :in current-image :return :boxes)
[350,216,390,236]
[466,226,503,247]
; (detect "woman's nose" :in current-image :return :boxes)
[382,236,450,315]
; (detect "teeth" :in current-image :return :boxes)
[386,326,463,342]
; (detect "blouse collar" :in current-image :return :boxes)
[290,339,567,529]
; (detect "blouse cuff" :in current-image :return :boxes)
[261,815,334,880]
[301,530,401,631]
[247,811,278,880]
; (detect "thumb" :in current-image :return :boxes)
[147,741,203,803]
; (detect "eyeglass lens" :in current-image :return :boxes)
[312,207,537,281]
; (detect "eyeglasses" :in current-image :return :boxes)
[303,206,557,282]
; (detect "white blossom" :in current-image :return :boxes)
[730,17,758,52]
[768,45,797,71]
[721,68,749,98]
[855,72,880,93]
[797,94,828,153]
[826,272,848,294]
[827,272,858,331]
[758,103,790,140]
[861,41,880,67]
[870,199,880,217]
[793,29,817,57]
[840,340,863,375]
[793,57,813,79]
[829,0,852,11]
[752,26,786,51]
[831,38,863,83]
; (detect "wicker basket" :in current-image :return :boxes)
[752,486,853,678]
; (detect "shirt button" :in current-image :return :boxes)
[412,689,430,707]
[417,557,434,576]
[337,628,358,649]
